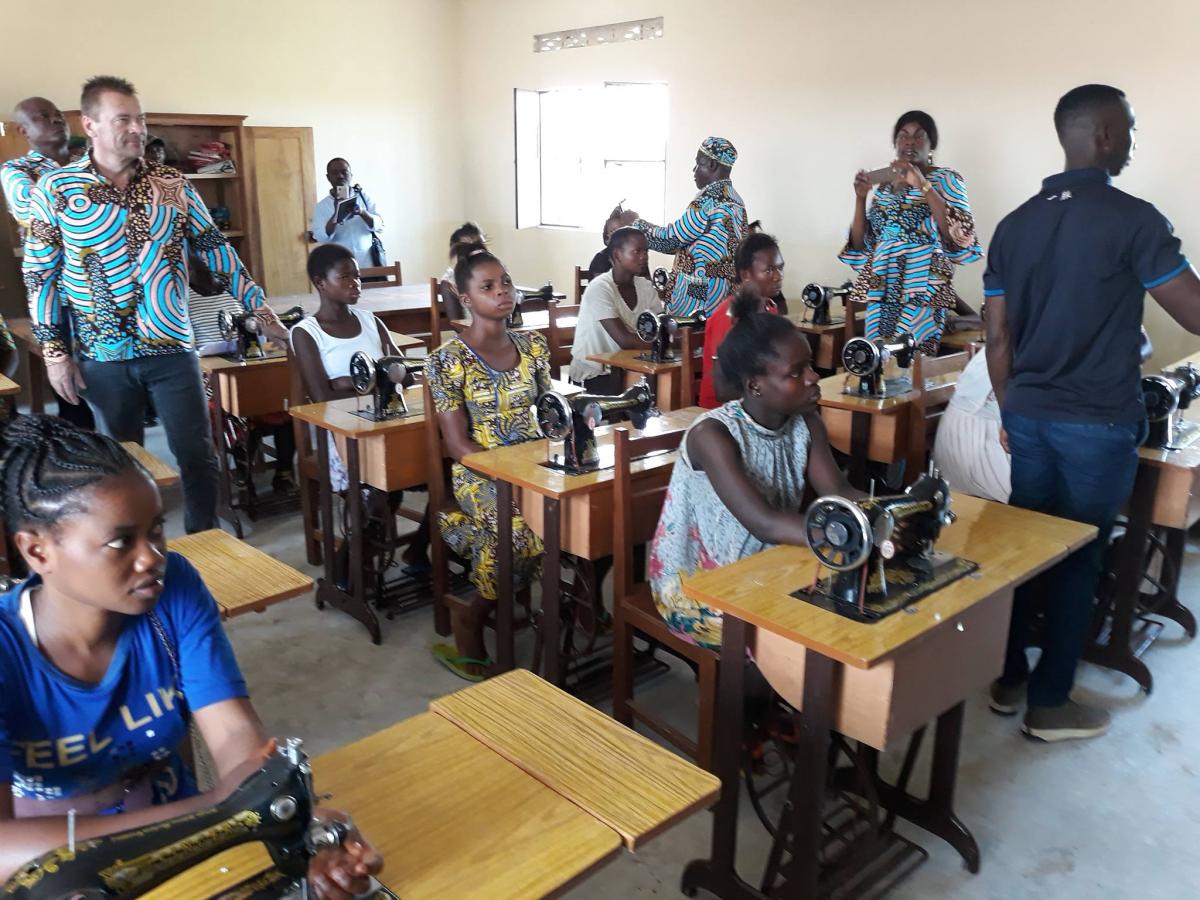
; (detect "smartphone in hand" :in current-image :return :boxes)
[864,166,900,185]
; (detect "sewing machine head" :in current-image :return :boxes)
[217,308,264,361]
[841,332,917,398]
[800,282,851,326]
[277,305,305,329]
[1143,363,1200,450]
[635,311,706,363]
[799,464,968,621]
[535,380,657,472]
[650,267,671,297]
[507,289,525,328]
[2,738,354,900]
[349,351,412,421]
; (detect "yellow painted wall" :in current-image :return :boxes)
[456,0,1200,368]
[0,0,463,291]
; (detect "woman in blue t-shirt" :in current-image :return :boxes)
[0,415,382,897]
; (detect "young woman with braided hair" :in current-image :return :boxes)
[0,416,382,897]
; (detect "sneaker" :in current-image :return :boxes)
[989,680,1025,716]
[1022,701,1111,743]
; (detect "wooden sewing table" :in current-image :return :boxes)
[451,310,578,343]
[678,494,1096,898]
[586,348,697,411]
[1084,347,1200,692]
[152,671,717,900]
[460,407,702,682]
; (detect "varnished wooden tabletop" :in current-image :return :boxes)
[939,327,984,350]
[148,712,622,900]
[168,529,313,618]
[681,494,1096,670]
[270,284,430,317]
[198,347,288,373]
[387,330,426,352]
[122,442,179,487]
[0,374,19,397]
[431,670,719,850]
[460,407,702,499]
[587,348,687,375]
[451,311,578,333]
[817,368,960,415]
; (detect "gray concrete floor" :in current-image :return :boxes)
[146,426,1200,899]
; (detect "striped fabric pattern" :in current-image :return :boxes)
[635,178,748,317]
[22,158,264,361]
[839,167,982,354]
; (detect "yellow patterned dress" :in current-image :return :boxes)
[425,331,552,600]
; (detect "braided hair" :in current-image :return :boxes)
[0,415,149,532]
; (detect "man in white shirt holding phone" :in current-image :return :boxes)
[309,157,384,270]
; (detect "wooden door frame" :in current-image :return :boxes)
[243,126,316,296]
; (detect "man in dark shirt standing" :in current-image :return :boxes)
[984,84,1200,741]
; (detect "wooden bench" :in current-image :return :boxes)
[168,528,312,619]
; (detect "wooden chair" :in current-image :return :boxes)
[289,348,324,566]
[611,426,718,772]
[904,351,970,483]
[428,276,448,350]
[360,260,403,288]
[678,325,706,408]
[546,298,581,375]
[574,265,592,305]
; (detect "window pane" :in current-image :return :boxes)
[603,83,668,161]
[603,160,665,225]
[539,88,588,227]
[514,89,540,229]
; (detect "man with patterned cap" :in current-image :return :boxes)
[620,136,748,317]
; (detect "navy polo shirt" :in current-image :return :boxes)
[983,167,1189,424]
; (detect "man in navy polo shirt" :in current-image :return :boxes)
[984,84,1200,742]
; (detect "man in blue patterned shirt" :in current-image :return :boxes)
[621,136,748,317]
[22,75,285,532]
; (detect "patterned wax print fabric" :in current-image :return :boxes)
[1,151,60,231]
[425,331,553,600]
[635,178,748,318]
[648,401,811,649]
[23,158,265,361]
[838,167,982,355]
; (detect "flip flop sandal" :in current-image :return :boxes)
[431,643,492,683]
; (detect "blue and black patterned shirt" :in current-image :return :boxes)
[1,150,61,232]
[22,158,266,361]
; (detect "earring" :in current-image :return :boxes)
[928,152,935,165]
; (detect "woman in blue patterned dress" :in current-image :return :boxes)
[839,111,982,355]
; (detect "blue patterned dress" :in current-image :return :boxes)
[838,168,982,355]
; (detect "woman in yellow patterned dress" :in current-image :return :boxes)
[425,245,551,680]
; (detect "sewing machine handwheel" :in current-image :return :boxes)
[842,337,881,377]
[1142,375,1177,422]
[636,311,659,343]
[804,496,874,572]
[535,392,573,440]
[217,308,235,340]
[801,283,826,309]
[349,351,374,395]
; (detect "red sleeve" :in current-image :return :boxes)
[698,296,735,408]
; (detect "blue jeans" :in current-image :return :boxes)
[80,352,219,534]
[999,412,1143,706]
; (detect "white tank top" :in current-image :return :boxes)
[289,307,384,380]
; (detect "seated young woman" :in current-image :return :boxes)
[698,231,787,408]
[0,415,382,896]
[291,243,431,576]
[425,247,552,681]
[649,313,867,649]
[438,222,488,321]
[569,227,663,393]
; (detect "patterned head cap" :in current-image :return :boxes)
[699,136,737,167]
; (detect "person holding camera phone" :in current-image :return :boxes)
[309,157,386,273]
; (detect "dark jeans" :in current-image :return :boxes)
[1000,412,1143,707]
[80,352,219,534]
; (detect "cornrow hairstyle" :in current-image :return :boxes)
[716,312,798,392]
[0,415,150,533]
[735,231,781,280]
[893,110,939,151]
[453,243,502,294]
[307,243,355,283]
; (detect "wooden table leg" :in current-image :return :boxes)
[1083,465,1158,693]
[209,374,243,539]
[317,433,336,602]
[495,479,515,673]
[541,497,562,685]
[28,348,46,415]
[656,372,677,411]
[681,615,765,900]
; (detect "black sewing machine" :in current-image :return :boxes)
[800,282,851,326]
[841,332,917,398]
[794,464,976,623]
[651,267,671,297]
[507,289,525,328]
[1,738,395,900]
[535,381,657,473]
[635,310,706,364]
[216,307,303,362]
[348,351,414,421]
[1143,362,1200,450]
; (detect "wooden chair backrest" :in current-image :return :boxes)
[287,347,317,471]
[547,298,582,372]
[428,276,443,349]
[613,426,686,602]
[360,260,403,288]
[679,325,706,408]
[574,265,592,305]
[904,351,970,483]
[842,296,867,343]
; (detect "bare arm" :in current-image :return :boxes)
[1148,266,1200,335]
[848,194,869,251]
[435,408,484,462]
[599,317,646,350]
[984,294,1012,412]
[802,413,868,501]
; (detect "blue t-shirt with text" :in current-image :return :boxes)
[0,552,247,808]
